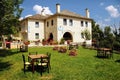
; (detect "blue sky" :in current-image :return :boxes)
[20,0,120,28]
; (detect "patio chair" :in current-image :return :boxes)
[106,49,113,58]
[29,52,38,55]
[46,52,51,69]
[37,53,51,76]
[97,48,104,57]
[22,54,32,73]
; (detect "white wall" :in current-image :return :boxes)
[27,20,44,41]
[57,16,92,44]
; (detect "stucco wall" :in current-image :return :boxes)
[27,20,44,41]
[56,16,92,44]
[45,16,57,41]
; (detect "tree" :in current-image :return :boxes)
[0,0,23,48]
[113,22,120,51]
[81,29,91,40]
[91,19,103,47]
[102,26,114,48]
[0,0,23,36]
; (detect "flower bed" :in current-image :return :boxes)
[53,46,59,50]
[58,47,67,53]
[69,49,77,56]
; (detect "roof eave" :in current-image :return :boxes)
[47,13,92,21]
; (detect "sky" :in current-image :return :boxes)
[20,0,120,28]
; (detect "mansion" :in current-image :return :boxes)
[20,4,92,45]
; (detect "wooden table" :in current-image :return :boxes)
[28,54,48,73]
[97,48,111,57]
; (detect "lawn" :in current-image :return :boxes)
[0,46,120,80]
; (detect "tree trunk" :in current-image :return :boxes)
[2,35,6,49]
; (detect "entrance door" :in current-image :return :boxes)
[63,32,72,41]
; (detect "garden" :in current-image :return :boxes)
[0,46,120,80]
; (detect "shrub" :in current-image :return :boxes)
[60,38,65,44]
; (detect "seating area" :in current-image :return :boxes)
[97,48,113,58]
[22,52,51,76]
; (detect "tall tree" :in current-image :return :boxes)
[113,22,120,51]
[102,26,114,48]
[0,0,23,36]
[0,0,23,48]
[91,19,103,47]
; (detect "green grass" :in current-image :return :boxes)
[0,46,120,80]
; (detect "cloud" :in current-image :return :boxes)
[33,5,53,15]
[100,2,104,6]
[25,14,32,18]
[33,5,43,14]
[105,5,120,18]
[19,17,24,21]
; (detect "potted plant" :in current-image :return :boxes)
[23,41,30,45]
[42,39,46,45]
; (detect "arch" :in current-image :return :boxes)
[48,33,53,42]
[49,33,53,40]
[63,32,73,41]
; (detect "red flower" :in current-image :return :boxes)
[24,41,30,45]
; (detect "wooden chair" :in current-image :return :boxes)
[28,52,38,62]
[22,54,31,73]
[106,49,113,58]
[37,53,51,76]
[97,48,104,57]
[46,52,51,69]
[29,52,38,55]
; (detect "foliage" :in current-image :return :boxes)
[113,26,120,51]
[81,29,91,40]
[0,0,24,36]
[92,20,114,49]
[60,38,65,44]
[92,20,103,41]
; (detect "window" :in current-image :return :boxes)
[63,18,67,25]
[81,21,84,27]
[51,20,54,26]
[85,21,88,27]
[47,21,49,27]
[35,22,39,28]
[35,33,39,39]
[69,19,73,26]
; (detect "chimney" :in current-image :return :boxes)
[85,8,90,18]
[41,8,45,16]
[56,3,60,13]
